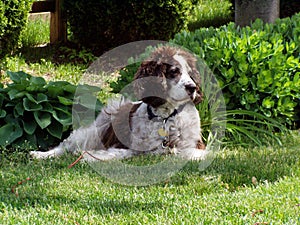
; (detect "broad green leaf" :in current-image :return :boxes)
[22,119,37,135]
[47,85,64,98]
[41,102,54,113]
[47,121,63,139]
[63,84,77,93]
[7,71,30,84]
[25,93,38,103]
[52,108,72,126]
[23,98,43,111]
[26,93,48,104]
[7,83,27,91]
[29,76,46,86]
[0,123,23,147]
[13,102,24,117]
[36,93,48,103]
[8,89,26,100]
[58,96,73,106]
[46,81,70,98]
[8,89,19,100]
[34,111,52,129]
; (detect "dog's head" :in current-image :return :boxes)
[134,46,203,108]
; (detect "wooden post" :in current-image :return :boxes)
[50,0,66,43]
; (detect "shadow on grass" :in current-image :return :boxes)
[17,42,95,65]
[18,44,57,64]
[0,136,299,211]
[178,143,300,190]
[0,156,164,215]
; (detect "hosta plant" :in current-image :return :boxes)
[0,71,102,151]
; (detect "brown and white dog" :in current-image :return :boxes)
[30,46,207,161]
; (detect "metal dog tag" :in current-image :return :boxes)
[158,128,168,137]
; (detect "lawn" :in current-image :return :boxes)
[1,1,300,224]
[1,134,300,224]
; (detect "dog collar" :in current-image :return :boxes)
[147,104,186,149]
[147,104,179,121]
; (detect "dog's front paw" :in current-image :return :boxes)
[178,148,209,161]
[30,147,63,159]
[30,150,54,159]
[190,149,209,161]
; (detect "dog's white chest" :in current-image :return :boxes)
[129,103,200,152]
[130,114,169,151]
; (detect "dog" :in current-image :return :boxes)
[30,46,207,161]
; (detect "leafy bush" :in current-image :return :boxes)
[0,71,102,150]
[63,0,196,54]
[109,15,299,146]
[109,44,288,147]
[173,14,300,127]
[0,0,33,57]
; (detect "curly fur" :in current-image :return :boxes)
[30,46,207,161]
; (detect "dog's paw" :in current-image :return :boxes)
[190,149,209,161]
[178,148,209,161]
[30,147,63,159]
[30,150,54,159]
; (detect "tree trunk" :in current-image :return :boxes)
[235,0,280,27]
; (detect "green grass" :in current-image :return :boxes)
[20,17,50,48]
[1,6,300,224]
[0,53,86,84]
[188,0,233,30]
[1,134,300,224]
[0,0,234,83]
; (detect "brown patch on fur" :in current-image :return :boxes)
[134,60,168,108]
[134,46,203,106]
[196,140,206,150]
[101,102,142,149]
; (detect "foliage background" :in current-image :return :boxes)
[0,0,33,57]
[63,0,197,54]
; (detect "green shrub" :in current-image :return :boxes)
[109,14,299,147]
[0,0,33,57]
[173,14,300,126]
[109,44,288,147]
[63,0,196,54]
[0,71,102,150]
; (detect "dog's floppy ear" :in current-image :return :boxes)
[178,48,204,105]
[189,63,204,105]
[193,87,204,105]
[134,60,168,107]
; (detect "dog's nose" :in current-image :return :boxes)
[185,84,197,96]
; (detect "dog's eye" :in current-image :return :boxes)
[168,67,180,78]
